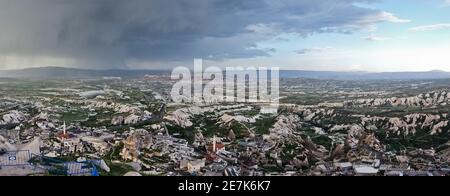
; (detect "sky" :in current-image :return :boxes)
[0,0,449,72]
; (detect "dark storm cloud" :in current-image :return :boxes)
[0,0,407,69]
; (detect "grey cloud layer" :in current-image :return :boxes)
[0,0,405,68]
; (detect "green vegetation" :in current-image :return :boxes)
[61,110,89,123]
[311,135,333,149]
[281,143,301,161]
[375,128,450,151]
[101,160,135,176]
[106,142,124,160]
[167,124,196,143]
[100,142,136,176]
[253,116,277,135]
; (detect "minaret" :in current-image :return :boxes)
[213,135,216,152]
[63,121,66,135]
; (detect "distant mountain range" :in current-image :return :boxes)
[1,67,450,80]
[279,70,450,80]
[0,67,170,80]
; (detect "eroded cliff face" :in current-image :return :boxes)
[345,91,450,108]
[1,110,27,125]
[361,114,448,136]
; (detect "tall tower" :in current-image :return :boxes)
[63,121,66,135]
[213,135,216,153]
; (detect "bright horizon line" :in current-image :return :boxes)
[0,65,449,73]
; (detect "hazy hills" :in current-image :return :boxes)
[1,67,450,80]
[0,67,170,80]
[280,70,450,80]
